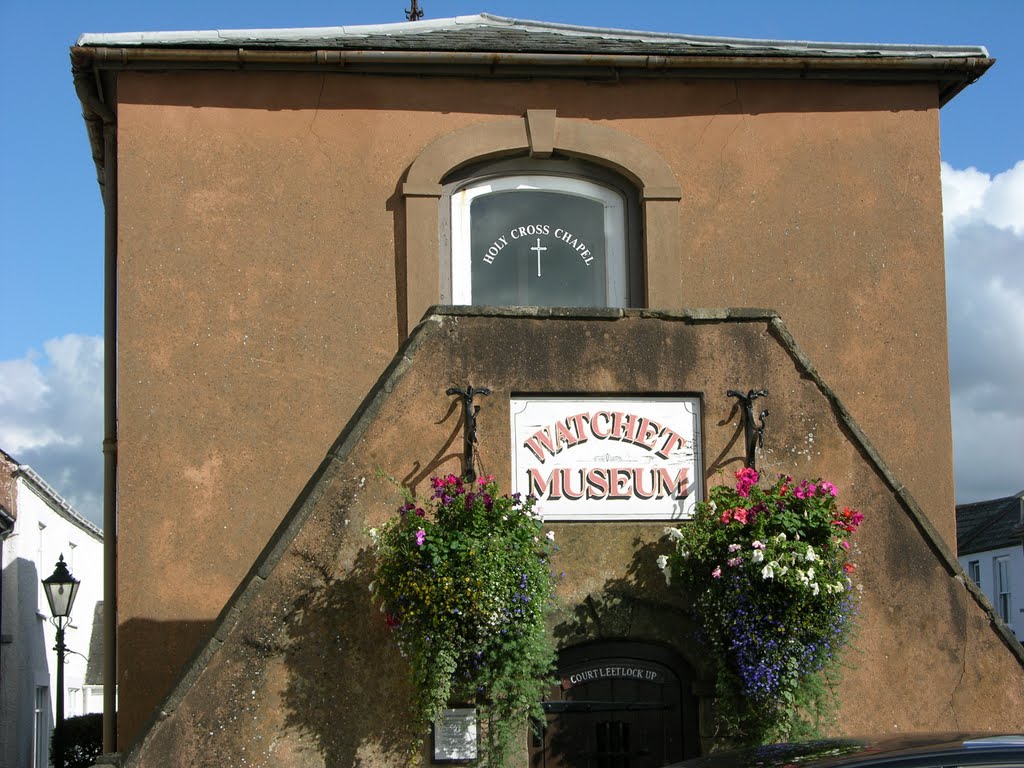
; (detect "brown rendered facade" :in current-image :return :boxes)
[72,16,1020,763]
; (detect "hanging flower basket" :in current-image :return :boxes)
[661,469,863,745]
[369,474,558,767]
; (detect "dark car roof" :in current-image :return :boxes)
[667,735,1024,767]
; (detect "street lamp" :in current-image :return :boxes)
[42,554,80,768]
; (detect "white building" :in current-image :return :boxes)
[0,448,105,768]
[957,491,1024,640]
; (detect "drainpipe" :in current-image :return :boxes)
[73,69,118,755]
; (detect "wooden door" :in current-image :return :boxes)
[530,642,697,768]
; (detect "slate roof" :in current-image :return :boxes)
[85,600,105,686]
[77,13,989,61]
[957,492,1024,556]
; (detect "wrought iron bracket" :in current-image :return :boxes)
[446,385,491,482]
[726,389,769,470]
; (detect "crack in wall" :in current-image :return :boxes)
[309,75,332,163]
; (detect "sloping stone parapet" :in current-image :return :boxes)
[116,307,1024,767]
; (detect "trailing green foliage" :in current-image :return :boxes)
[660,469,863,745]
[370,474,558,767]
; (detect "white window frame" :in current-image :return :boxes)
[968,559,981,586]
[34,686,49,768]
[450,175,628,308]
[994,556,1012,624]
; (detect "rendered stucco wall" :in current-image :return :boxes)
[119,310,1024,768]
[113,70,954,746]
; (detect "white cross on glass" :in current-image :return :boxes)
[531,238,548,277]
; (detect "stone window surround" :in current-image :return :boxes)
[402,109,682,328]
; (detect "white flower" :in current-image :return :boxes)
[663,527,684,542]
[368,581,376,593]
[751,549,765,564]
[810,582,820,596]
[545,530,555,542]
[775,533,787,542]
[656,555,669,571]
[368,527,379,543]
[708,500,718,513]
[805,546,817,562]
[807,567,815,581]
[761,564,775,580]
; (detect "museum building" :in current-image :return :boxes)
[71,13,1024,767]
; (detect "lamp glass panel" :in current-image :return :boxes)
[44,579,80,618]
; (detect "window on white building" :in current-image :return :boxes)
[968,559,981,586]
[34,686,49,768]
[994,556,1012,625]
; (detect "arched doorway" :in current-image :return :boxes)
[529,641,699,767]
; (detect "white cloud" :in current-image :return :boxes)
[942,161,1024,502]
[0,335,104,525]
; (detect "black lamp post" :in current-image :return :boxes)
[42,554,80,768]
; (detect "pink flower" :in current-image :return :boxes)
[728,543,742,553]
[711,566,722,579]
[752,540,765,550]
[735,467,759,497]
[415,528,426,546]
[839,540,850,551]
[720,508,750,524]
[819,481,838,497]
[727,557,742,568]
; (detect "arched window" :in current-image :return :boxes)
[446,161,639,308]
[401,111,681,332]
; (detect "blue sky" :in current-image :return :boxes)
[1,0,1022,524]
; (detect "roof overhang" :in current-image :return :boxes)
[71,13,994,192]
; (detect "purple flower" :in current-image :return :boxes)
[415,528,426,546]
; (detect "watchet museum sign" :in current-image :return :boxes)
[510,396,702,521]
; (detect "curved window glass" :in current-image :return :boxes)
[450,175,628,308]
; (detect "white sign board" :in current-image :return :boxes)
[511,396,702,521]
[433,708,478,762]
